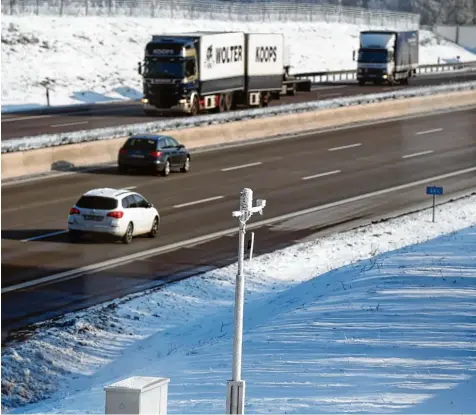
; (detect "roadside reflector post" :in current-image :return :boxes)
[104,376,170,415]
[228,189,266,414]
[426,185,444,223]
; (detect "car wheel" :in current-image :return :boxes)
[181,156,190,173]
[118,165,128,175]
[148,216,159,238]
[122,222,134,244]
[161,159,171,177]
[68,230,81,243]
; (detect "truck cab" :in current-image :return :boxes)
[138,36,200,114]
[355,30,418,86]
[356,32,396,85]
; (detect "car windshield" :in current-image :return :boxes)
[76,196,117,210]
[124,138,156,151]
[144,57,184,78]
[358,50,388,63]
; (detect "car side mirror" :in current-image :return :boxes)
[146,202,153,208]
[177,144,185,149]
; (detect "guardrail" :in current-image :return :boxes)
[293,60,476,83]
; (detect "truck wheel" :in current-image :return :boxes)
[261,92,269,107]
[218,94,226,112]
[190,96,199,116]
[225,93,233,111]
[358,80,365,86]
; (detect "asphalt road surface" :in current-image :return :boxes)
[2,106,476,343]
[2,71,476,140]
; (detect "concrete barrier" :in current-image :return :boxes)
[3,89,476,181]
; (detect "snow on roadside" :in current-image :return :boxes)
[2,193,476,413]
[2,14,476,111]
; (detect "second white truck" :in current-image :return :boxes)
[138,31,307,115]
[354,30,419,86]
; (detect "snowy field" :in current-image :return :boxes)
[2,193,476,413]
[2,16,476,111]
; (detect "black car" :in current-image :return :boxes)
[118,134,191,176]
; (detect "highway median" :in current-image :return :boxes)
[2,82,476,181]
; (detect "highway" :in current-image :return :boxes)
[2,106,475,343]
[2,71,476,140]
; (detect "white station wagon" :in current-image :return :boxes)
[67,188,160,244]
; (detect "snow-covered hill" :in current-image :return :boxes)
[2,16,476,110]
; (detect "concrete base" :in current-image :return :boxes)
[226,380,246,414]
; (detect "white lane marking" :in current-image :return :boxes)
[173,195,224,208]
[51,121,89,128]
[3,186,139,214]
[21,230,68,242]
[4,166,475,294]
[416,128,443,135]
[302,170,341,181]
[320,93,343,98]
[328,143,362,152]
[2,114,54,122]
[4,105,473,188]
[311,85,348,91]
[402,150,434,159]
[1,104,139,122]
[221,162,262,172]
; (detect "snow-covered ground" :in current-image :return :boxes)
[2,193,475,413]
[2,16,476,111]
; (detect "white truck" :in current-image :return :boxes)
[138,32,309,116]
[354,30,419,86]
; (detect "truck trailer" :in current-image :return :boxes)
[138,31,309,116]
[355,30,419,86]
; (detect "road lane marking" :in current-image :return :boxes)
[4,105,473,188]
[4,166,475,294]
[402,150,434,159]
[302,170,341,181]
[416,128,443,135]
[51,121,89,128]
[311,85,348,91]
[3,186,138,213]
[173,195,224,208]
[328,143,362,152]
[221,162,262,172]
[2,114,54,122]
[320,93,343,98]
[2,104,140,123]
[21,230,68,242]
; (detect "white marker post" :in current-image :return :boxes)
[226,188,266,415]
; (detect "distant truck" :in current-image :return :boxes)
[354,30,419,86]
[137,31,310,116]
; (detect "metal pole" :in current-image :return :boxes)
[227,189,266,415]
[232,219,246,382]
[432,194,435,223]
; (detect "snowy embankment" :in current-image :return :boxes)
[2,193,475,414]
[3,80,476,154]
[2,15,476,112]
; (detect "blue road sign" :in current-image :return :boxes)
[426,186,443,195]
